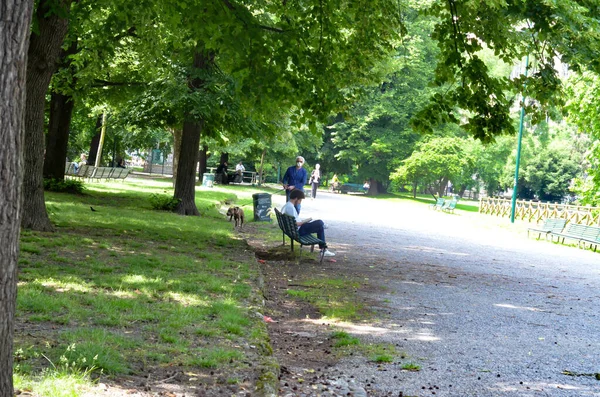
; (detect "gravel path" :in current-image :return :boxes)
[283,191,600,397]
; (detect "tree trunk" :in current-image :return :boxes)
[22,0,72,231]
[43,41,78,181]
[87,114,103,165]
[197,144,208,182]
[219,152,229,165]
[171,128,182,187]
[43,91,75,180]
[173,47,213,215]
[258,148,266,185]
[1,1,33,395]
[174,120,202,215]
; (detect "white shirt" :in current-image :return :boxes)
[235,163,245,172]
[281,201,299,222]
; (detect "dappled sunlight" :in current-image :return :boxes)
[403,245,469,256]
[299,318,442,342]
[166,291,209,306]
[489,381,592,394]
[495,303,545,312]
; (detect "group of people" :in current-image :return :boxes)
[216,160,246,184]
[281,156,335,257]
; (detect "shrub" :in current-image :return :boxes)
[149,194,180,211]
[43,178,85,194]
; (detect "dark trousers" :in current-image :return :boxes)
[299,220,326,248]
[311,182,319,198]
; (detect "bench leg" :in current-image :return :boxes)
[319,248,325,265]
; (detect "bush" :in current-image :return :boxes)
[43,178,85,194]
[149,193,180,211]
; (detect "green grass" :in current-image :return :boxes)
[286,278,365,321]
[14,177,268,395]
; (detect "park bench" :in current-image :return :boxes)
[550,223,600,251]
[527,218,567,240]
[429,197,445,210]
[340,183,367,194]
[441,199,458,213]
[274,208,326,264]
[66,164,131,181]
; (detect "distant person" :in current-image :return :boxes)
[309,163,321,199]
[281,189,335,257]
[75,154,87,173]
[330,174,340,192]
[363,181,370,191]
[216,161,228,184]
[282,156,307,214]
[235,161,245,183]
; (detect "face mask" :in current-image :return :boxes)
[297,162,303,167]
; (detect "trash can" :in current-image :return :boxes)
[252,193,272,222]
[202,173,215,187]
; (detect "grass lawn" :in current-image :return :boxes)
[14,177,277,396]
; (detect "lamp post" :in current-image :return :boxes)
[510,55,529,223]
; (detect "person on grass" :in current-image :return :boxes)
[281,189,335,257]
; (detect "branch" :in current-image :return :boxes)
[92,79,146,87]
[220,0,286,33]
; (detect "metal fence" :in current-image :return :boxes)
[479,197,600,226]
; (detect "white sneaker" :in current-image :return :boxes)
[322,249,335,257]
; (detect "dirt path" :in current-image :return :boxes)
[255,192,600,396]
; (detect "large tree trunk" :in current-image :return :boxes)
[22,0,72,231]
[0,1,33,395]
[174,120,202,215]
[43,41,78,181]
[173,48,213,215]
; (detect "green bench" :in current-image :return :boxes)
[550,223,600,251]
[429,197,445,210]
[527,218,567,240]
[340,183,367,194]
[441,198,458,213]
[274,208,326,264]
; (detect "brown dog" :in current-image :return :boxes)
[226,206,244,228]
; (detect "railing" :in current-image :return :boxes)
[479,197,600,226]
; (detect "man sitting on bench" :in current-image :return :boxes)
[281,189,335,257]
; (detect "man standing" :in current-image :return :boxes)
[282,156,307,214]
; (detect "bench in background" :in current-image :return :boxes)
[528,218,567,240]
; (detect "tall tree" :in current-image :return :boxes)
[22,0,73,231]
[0,1,34,395]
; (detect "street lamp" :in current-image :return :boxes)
[510,55,529,223]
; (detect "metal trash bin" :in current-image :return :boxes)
[252,193,272,222]
[202,173,215,187]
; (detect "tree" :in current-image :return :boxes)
[391,137,473,198]
[327,10,438,195]
[0,1,34,395]
[22,0,73,231]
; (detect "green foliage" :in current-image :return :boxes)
[391,137,474,197]
[413,0,600,142]
[43,178,85,194]
[149,193,180,211]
